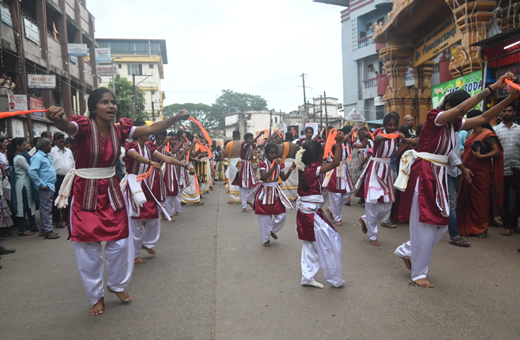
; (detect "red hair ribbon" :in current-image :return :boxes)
[0,109,48,119]
[189,117,212,146]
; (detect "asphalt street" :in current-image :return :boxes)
[1,181,519,339]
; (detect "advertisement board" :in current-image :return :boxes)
[413,19,461,68]
[29,97,45,117]
[67,43,88,57]
[432,70,483,110]
[1,4,12,27]
[9,94,28,111]
[95,48,111,63]
[27,74,56,89]
[96,65,118,76]
[23,18,39,45]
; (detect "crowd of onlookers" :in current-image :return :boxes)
[0,131,75,268]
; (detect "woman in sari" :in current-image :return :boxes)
[456,110,504,238]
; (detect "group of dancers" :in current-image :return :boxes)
[45,71,517,315]
[225,72,519,290]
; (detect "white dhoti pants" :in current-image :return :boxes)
[257,213,286,243]
[163,196,176,217]
[301,214,344,287]
[174,195,182,214]
[240,187,252,209]
[74,238,133,306]
[131,218,161,259]
[361,201,393,241]
[322,191,329,205]
[328,192,350,222]
[395,179,447,281]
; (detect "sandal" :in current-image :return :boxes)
[44,232,60,239]
[381,222,397,228]
[477,231,488,238]
[501,229,512,236]
[18,231,34,236]
[449,237,470,247]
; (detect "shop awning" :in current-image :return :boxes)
[471,29,520,68]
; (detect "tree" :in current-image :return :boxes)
[107,75,147,122]
[210,90,268,129]
[163,103,213,135]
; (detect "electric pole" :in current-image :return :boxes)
[301,73,307,128]
[324,91,328,127]
[269,109,273,136]
[320,95,323,130]
[132,74,136,120]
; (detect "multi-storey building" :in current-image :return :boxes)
[0,0,97,139]
[96,38,167,122]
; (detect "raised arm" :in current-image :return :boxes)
[133,110,190,138]
[463,89,519,130]
[320,141,343,174]
[437,72,515,125]
[249,131,265,145]
[47,106,77,135]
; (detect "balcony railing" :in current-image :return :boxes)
[363,77,377,88]
[358,35,373,49]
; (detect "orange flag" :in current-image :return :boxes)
[323,128,337,159]
[189,117,212,146]
[0,109,48,119]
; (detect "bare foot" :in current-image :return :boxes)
[359,217,367,234]
[270,232,278,240]
[326,207,334,221]
[173,212,180,216]
[335,221,343,226]
[170,217,175,222]
[227,201,235,204]
[107,286,132,302]
[90,297,104,316]
[134,257,146,264]
[401,258,411,271]
[370,240,381,246]
[142,245,156,255]
[303,280,324,288]
[193,202,205,206]
[263,241,271,247]
[242,208,247,212]
[414,278,434,288]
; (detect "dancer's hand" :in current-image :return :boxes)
[176,109,190,121]
[493,72,515,90]
[48,106,65,121]
[151,161,161,170]
[508,87,520,101]
[274,158,282,165]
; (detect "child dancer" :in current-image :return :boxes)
[249,143,295,247]
[238,131,264,212]
[325,126,367,226]
[355,113,412,246]
[295,138,346,289]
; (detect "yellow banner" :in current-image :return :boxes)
[413,19,461,68]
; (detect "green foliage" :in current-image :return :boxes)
[107,75,147,121]
[163,103,213,135]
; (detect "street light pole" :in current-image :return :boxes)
[132,74,136,120]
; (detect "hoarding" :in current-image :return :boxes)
[23,18,39,45]
[9,94,28,111]
[432,70,483,110]
[27,74,56,89]
[67,43,88,57]
[95,48,111,63]
[29,97,45,118]
[1,4,12,27]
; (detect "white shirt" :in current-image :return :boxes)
[447,132,462,177]
[49,146,75,176]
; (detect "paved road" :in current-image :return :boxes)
[1,182,519,339]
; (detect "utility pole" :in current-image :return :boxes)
[301,73,307,128]
[324,91,328,127]
[319,95,323,130]
[132,74,136,120]
[269,109,273,136]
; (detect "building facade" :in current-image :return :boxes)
[96,38,167,122]
[0,0,97,139]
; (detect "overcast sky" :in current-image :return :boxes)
[88,0,344,112]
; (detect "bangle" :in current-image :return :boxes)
[148,160,151,166]
[486,84,495,94]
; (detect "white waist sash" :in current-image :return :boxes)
[54,167,116,209]
[394,150,448,192]
[296,194,323,214]
[371,157,391,164]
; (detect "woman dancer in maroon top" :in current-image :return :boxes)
[49,88,190,315]
[395,73,518,288]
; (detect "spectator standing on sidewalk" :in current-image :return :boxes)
[494,103,520,236]
[50,132,75,229]
[28,138,59,239]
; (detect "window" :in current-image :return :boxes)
[118,64,122,69]
[275,117,278,123]
[128,64,142,75]
[377,17,385,25]
[359,31,366,39]
[368,64,374,72]
[149,64,154,69]
[151,91,155,95]
[366,22,372,32]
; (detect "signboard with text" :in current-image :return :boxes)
[27,74,56,89]
[23,18,40,45]
[29,97,45,118]
[95,48,111,63]
[432,70,483,110]
[0,4,12,27]
[67,43,88,56]
[413,19,461,68]
[96,64,118,76]
[9,94,28,111]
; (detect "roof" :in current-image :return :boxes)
[471,27,520,48]
[96,38,168,64]
[313,0,350,6]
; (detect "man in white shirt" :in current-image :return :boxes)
[49,132,75,228]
